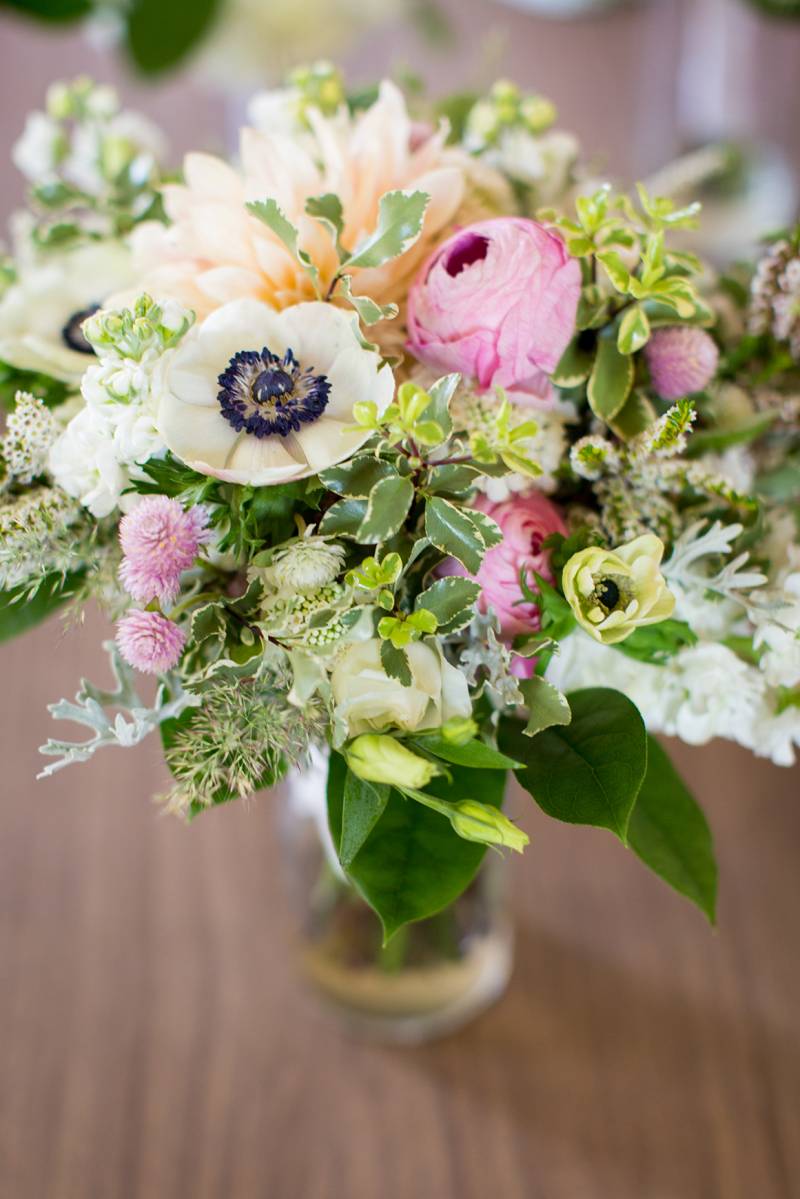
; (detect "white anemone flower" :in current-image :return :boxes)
[153,298,394,486]
[0,238,134,384]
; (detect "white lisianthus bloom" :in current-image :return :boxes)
[153,298,394,486]
[0,238,134,383]
[331,639,472,738]
[48,407,127,518]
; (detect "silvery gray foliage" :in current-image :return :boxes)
[663,520,767,603]
[459,610,524,709]
[38,641,199,777]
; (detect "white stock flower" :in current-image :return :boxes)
[12,111,65,182]
[154,299,394,486]
[662,643,766,748]
[545,629,675,729]
[0,239,134,383]
[331,639,472,738]
[48,407,127,518]
[81,358,164,464]
[753,622,800,689]
[479,127,579,205]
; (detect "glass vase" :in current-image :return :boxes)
[279,750,514,1044]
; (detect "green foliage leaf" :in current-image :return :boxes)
[2,0,92,20]
[617,304,651,354]
[518,675,572,737]
[319,455,396,498]
[464,506,502,549]
[425,497,485,574]
[357,475,414,543]
[628,737,717,922]
[339,769,390,869]
[343,189,429,270]
[552,336,595,387]
[327,752,505,942]
[379,638,412,686]
[305,193,345,258]
[0,571,83,643]
[415,575,480,634]
[609,390,657,440]
[425,374,459,441]
[588,332,634,421]
[616,619,697,665]
[412,735,522,771]
[425,463,481,496]
[500,688,647,842]
[337,274,398,325]
[125,0,222,74]
[246,198,319,289]
[319,497,368,536]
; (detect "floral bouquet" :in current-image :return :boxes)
[2,70,799,974]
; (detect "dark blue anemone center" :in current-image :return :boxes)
[217,346,331,439]
[62,304,100,354]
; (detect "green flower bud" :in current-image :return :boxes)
[346,735,441,789]
[562,534,675,645]
[449,800,529,853]
[440,717,479,746]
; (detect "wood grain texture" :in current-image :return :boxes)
[0,611,798,1199]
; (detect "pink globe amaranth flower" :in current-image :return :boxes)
[406,217,581,404]
[439,491,568,637]
[116,610,186,675]
[644,326,719,401]
[119,495,209,606]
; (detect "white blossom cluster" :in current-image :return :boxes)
[48,296,194,517]
[1,391,59,484]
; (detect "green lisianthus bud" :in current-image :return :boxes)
[440,717,479,746]
[449,800,529,853]
[562,533,675,645]
[346,735,441,789]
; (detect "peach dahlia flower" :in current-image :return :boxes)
[130,83,509,355]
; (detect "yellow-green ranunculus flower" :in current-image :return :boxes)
[562,534,675,645]
[345,735,441,790]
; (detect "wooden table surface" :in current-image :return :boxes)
[1,611,798,1199]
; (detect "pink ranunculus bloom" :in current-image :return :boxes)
[406,217,581,404]
[116,610,186,675]
[440,491,568,637]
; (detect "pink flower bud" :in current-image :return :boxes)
[116,610,186,675]
[644,326,719,400]
[407,218,581,404]
[119,495,209,606]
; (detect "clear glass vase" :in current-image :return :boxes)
[279,751,514,1044]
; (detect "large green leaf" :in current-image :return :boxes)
[588,332,634,422]
[0,572,83,644]
[500,688,647,842]
[339,770,390,869]
[343,190,429,270]
[628,737,717,922]
[125,0,222,74]
[327,752,506,942]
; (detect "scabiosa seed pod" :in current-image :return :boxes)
[119,495,209,606]
[644,326,719,401]
[116,610,186,674]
